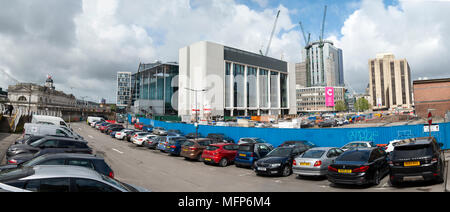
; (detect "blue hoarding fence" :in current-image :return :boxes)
[130,115,450,149]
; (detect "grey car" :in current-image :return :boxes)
[0,165,149,192]
[292,147,344,177]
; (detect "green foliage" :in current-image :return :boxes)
[354,98,370,112]
[334,100,347,112]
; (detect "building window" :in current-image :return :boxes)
[233,64,245,108]
[379,61,385,107]
[247,66,257,108]
[225,62,231,108]
[280,73,288,108]
[400,61,406,105]
[270,71,279,108]
[259,69,269,108]
[18,96,27,102]
[390,62,396,106]
[371,61,376,106]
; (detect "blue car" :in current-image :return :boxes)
[235,143,274,168]
[142,125,153,132]
[166,137,188,156]
[157,136,186,153]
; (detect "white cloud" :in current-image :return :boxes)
[329,0,450,92]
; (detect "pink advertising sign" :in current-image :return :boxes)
[325,87,335,107]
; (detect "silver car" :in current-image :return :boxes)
[292,147,344,177]
[341,141,376,151]
[0,165,149,192]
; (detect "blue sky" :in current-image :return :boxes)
[235,0,400,41]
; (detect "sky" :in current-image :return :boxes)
[0,0,449,103]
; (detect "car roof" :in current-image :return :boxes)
[24,165,103,181]
[344,147,377,152]
[38,153,102,160]
[41,136,87,143]
[394,137,435,147]
[306,147,335,151]
[210,142,234,146]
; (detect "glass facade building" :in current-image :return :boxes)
[116,72,132,107]
[132,62,179,115]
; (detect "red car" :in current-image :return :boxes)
[134,122,144,130]
[202,143,239,167]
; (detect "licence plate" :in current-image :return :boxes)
[257,167,267,171]
[300,162,310,166]
[239,154,246,157]
[338,169,352,174]
[205,158,212,161]
[404,161,420,167]
[183,149,188,151]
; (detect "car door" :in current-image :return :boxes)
[72,178,121,192]
[257,144,271,158]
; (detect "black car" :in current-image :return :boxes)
[207,133,234,143]
[14,135,46,145]
[327,147,389,186]
[388,137,445,185]
[318,119,337,128]
[144,136,165,149]
[1,153,114,178]
[279,140,317,149]
[6,148,92,165]
[185,132,202,139]
[6,137,92,160]
[104,124,123,134]
[253,146,306,177]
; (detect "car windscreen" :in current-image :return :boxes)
[254,138,266,143]
[301,150,325,158]
[0,167,35,182]
[266,148,293,157]
[392,144,433,160]
[238,144,253,152]
[101,175,134,192]
[206,146,220,151]
[336,150,370,162]
[29,138,47,147]
[183,141,195,147]
[20,155,49,167]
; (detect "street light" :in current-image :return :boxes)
[185,87,207,140]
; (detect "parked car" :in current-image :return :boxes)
[254,146,306,177]
[341,141,376,151]
[167,129,183,136]
[142,125,153,132]
[133,134,157,146]
[300,120,315,128]
[104,124,123,134]
[134,122,144,130]
[327,147,389,186]
[235,143,274,168]
[126,131,143,142]
[108,126,125,138]
[202,143,239,167]
[389,137,445,186]
[14,135,51,145]
[99,123,112,132]
[0,153,114,178]
[385,140,402,153]
[166,137,188,156]
[24,123,80,140]
[6,148,93,165]
[279,140,317,149]
[185,132,202,139]
[207,133,234,143]
[157,136,186,152]
[6,137,92,160]
[96,122,109,130]
[153,127,168,136]
[144,136,165,149]
[180,138,214,161]
[115,129,135,140]
[0,165,149,192]
[293,147,344,177]
[237,137,267,145]
[130,132,152,144]
[318,119,337,128]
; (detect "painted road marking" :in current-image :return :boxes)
[112,148,124,154]
[88,135,94,139]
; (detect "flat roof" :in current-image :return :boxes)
[413,78,450,85]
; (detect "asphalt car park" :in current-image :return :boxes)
[66,122,449,192]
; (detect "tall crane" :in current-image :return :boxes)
[319,5,328,84]
[260,10,281,56]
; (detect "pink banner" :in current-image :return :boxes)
[325,87,335,107]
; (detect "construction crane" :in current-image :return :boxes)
[319,5,328,83]
[260,10,281,56]
[299,21,311,47]
[0,68,20,84]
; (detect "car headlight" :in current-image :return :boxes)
[270,163,281,168]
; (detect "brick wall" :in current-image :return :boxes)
[413,80,450,118]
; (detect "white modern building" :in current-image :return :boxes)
[178,41,297,121]
[116,72,132,107]
[302,40,344,87]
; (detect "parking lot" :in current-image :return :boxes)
[66,122,449,192]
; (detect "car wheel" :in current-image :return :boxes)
[219,158,228,167]
[282,165,291,177]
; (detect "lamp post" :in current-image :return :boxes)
[185,87,206,140]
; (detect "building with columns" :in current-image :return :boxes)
[178,41,297,121]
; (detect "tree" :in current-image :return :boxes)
[334,100,347,112]
[355,98,370,112]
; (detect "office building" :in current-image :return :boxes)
[302,40,344,87]
[132,61,179,116]
[178,41,297,121]
[413,78,450,119]
[296,86,346,112]
[116,72,132,107]
[368,53,413,111]
[295,62,307,88]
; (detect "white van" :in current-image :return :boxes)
[87,116,105,126]
[31,115,69,128]
[24,123,82,140]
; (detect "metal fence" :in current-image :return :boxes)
[131,116,450,149]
